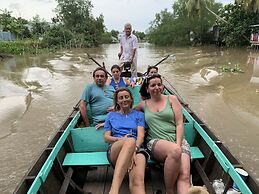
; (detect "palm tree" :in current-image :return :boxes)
[186,0,227,23]
[235,0,259,12]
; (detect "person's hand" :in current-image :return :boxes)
[128,151,136,172]
[107,106,115,112]
[175,143,182,155]
[118,52,122,59]
[122,134,133,139]
[130,81,135,88]
[95,123,104,130]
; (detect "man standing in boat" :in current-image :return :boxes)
[79,67,115,128]
[118,23,138,78]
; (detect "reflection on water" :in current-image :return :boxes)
[0,45,259,193]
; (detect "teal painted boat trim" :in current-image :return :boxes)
[63,152,110,166]
[27,111,80,194]
[71,127,109,152]
[182,108,252,194]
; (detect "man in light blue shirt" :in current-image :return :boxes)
[80,67,115,127]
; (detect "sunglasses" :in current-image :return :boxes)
[144,73,161,84]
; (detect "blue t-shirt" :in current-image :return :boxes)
[110,77,127,90]
[81,83,115,125]
[104,110,145,139]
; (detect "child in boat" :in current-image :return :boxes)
[106,64,134,90]
[136,74,191,194]
[104,87,148,194]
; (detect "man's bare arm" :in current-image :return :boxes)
[79,100,90,127]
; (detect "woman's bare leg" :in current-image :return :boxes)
[177,153,191,194]
[109,138,136,194]
[153,140,181,194]
[129,153,146,194]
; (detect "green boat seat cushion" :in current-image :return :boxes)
[71,127,108,152]
[63,152,109,166]
[62,146,204,166]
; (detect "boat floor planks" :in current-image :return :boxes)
[83,166,110,194]
[147,165,166,194]
[81,165,166,194]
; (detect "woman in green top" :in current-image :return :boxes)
[136,74,191,194]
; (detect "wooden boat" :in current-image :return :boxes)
[13,68,259,194]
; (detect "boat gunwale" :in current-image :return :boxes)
[26,111,80,194]
[13,75,258,194]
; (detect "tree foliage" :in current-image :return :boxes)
[235,0,259,12]
[31,15,50,38]
[110,30,119,38]
[218,3,259,46]
[134,31,146,41]
[147,0,222,46]
[0,9,31,39]
[53,0,105,47]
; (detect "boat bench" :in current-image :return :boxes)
[62,126,204,167]
[63,147,204,166]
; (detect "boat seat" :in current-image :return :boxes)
[63,152,109,166]
[62,146,204,166]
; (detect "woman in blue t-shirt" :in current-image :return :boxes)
[107,64,133,90]
[104,87,147,194]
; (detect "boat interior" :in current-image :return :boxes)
[14,85,258,194]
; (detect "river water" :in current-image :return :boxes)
[0,43,258,193]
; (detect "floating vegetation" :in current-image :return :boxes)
[218,64,244,73]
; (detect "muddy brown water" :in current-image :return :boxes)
[0,43,258,193]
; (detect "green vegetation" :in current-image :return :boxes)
[147,0,222,46]
[0,40,54,55]
[219,3,259,47]
[0,0,122,54]
[1,0,258,54]
[147,0,259,47]
[218,64,244,73]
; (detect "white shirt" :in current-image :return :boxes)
[120,33,138,61]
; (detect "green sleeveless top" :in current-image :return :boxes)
[144,97,177,142]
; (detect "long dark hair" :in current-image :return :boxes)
[114,87,134,111]
[139,74,162,99]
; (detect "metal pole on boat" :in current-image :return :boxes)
[87,53,112,77]
[143,54,173,75]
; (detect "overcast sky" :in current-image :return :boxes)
[0,0,233,32]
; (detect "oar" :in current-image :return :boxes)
[87,53,112,77]
[143,54,173,75]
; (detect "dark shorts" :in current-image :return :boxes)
[106,144,150,168]
[146,138,191,159]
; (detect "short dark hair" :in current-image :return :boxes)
[114,87,134,111]
[147,66,158,74]
[111,64,121,72]
[93,67,108,78]
[139,74,162,99]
